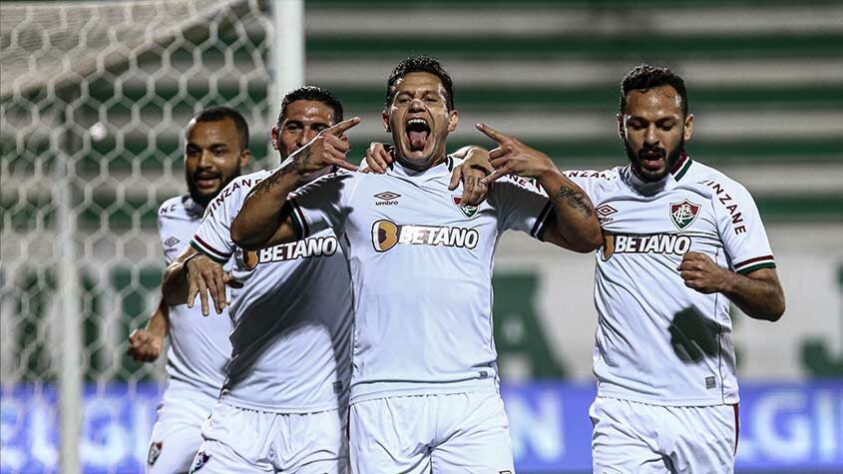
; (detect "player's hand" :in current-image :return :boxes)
[448,147,493,206]
[476,123,556,184]
[678,251,730,294]
[362,142,394,174]
[127,329,163,362]
[291,117,361,175]
[186,254,240,316]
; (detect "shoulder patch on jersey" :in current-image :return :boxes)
[669,199,701,230]
[190,451,210,472]
[147,441,162,466]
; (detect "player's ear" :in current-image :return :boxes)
[382,110,390,133]
[616,113,625,140]
[447,109,459,133]
[270,126,280,151]
[240,148,251,168]
[683,113,694,141]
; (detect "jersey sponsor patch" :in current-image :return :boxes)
[670,199,701,230]
[372,219,479,252]
[602,232,692,260]
[147,441,162,466]
[374,191,400,206]
[236,236,339,269]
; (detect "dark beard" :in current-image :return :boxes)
[624,135,685,183]
[186,163,241,208]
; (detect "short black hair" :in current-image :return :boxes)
[620,64,689,116]
[278,86,344,126]
[385,55,455,111]
[189,106,250,150]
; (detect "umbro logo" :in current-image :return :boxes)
[164,236,180,247]
[595,204,617,223]
[374,191,400,206]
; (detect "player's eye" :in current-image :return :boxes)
[313,125,327,133]
[186,146,200,156]
[424,97,439,103]
[397,96,410,104]
[214,148,227,156]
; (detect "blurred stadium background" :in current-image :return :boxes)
[1,0,841,472]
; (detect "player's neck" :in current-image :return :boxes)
[395,152,447,172]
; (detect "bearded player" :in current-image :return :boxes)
[162,87,353,473]
[230,56,601,473]
[128,106,249,473]
[573,64,786,473]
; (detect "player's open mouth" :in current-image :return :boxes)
[405,117,431,152]
[639,151,665,172]
[194,173,220,190]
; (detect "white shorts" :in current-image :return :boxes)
[350,391,515,474]
[590,396,738,474]
[189,403,348,474]
[146,386,217,474]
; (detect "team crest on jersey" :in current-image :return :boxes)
[147,441,162,466]
[190,451,210,472]
[452,196,478,218]
[669,199,701,230]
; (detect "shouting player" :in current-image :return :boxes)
[128,106,249,473]
[230,56,601,472]
[575,64,786,473]
[162,87,353,473]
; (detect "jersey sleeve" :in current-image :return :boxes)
[563,169,613,205]
[490,175,552,240]
[190,175,260,264]
[287,171,357,238]
[713,181,776,275]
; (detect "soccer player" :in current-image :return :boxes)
[128,106,249,473]
[230,56,602,473]
[161,87,354,473]
[573,65,786,473]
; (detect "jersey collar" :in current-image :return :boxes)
[623,153,694,195]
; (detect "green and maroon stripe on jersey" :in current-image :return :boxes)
[190,235,231,264]
[733,254,776,275]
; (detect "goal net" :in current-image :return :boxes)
[1,1,273,472]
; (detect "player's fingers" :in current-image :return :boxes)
[482,168,509,184]
[196,278,210,317]
[212,270,227,314]
[326,117,362,137]
[365,152,385,174]
[187,278,198,309]
[476,122,510,144]
[325,134,351,153]
[489,155,512,169]
[488,146,507,161]
[448,166,463,190]
[329,158,359,172]
[383,145,395,164]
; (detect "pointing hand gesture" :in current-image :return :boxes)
[476,122,556,184]
[291,117,362,174]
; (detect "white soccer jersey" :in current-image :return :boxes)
[289,156,552,403]
[191,170,353,413]
[566,155,775,406]
[157,196,231,397]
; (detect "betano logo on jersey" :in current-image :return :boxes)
[602,232,692,261]
[238,236,339,270]
[372,219,479,252]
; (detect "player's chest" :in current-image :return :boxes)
[349,183,497,254]
[595,192,719,261]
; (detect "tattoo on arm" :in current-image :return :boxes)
[554,185,594,219]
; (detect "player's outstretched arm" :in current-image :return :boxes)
[477,123,602,252]
[231,117,360,250]
[127,299,169,362]
[679,252,786,321]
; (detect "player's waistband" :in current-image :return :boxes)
[350,377,499,404]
